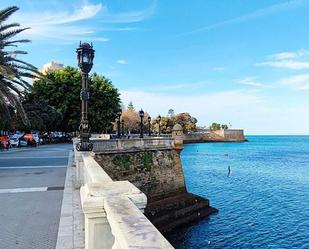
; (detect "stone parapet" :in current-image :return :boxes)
[76,151,174,249]
[91,137,174,153]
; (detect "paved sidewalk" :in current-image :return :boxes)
[0,144,72,249]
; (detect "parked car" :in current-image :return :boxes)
[20,133,37,146]
[18,139,28,147]
[9,135,19,147]
[0,135,9,150]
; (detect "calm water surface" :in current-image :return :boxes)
[167,136,309,249]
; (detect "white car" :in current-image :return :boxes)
[9,136,19,147]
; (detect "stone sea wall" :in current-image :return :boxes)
[92,125,217,233]
[183,129,246,143]
[94,148,186,202]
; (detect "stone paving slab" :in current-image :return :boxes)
[0,191,63,249]
[0,157,68,167]
[0,143,72,249]
[56,152,85,249]
[0,168,66,189]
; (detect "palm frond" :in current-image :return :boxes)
[0,6,19,24]
[0,22,20,32]
[0,39,31,48]
[0,6,44,127]
[0,27,30,40]
[0,84,29,126]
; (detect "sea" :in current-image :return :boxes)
[166,136,309,249]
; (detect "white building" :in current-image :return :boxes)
[41,61,64,75]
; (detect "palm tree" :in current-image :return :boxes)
[0,6,40,126]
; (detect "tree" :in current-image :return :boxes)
[210,122,221,131]
[120,109,150,133]
[15,100,63,132]
[127,101,135,111]
[27,67,121,132]
[0,6,40,125]
[168,109,175,116]
[152,112,197,134]
[221,124,228,130]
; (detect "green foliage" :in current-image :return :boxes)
[221,124,229,130]
[139,152,152,171]
[152,112,197,133]
[167,109,174,116]
[15,100,63,131]
[27,67,120,132]
[127,101,134,111]
[210,122,221,131]
[0,99,11,130]
[0,6,41,126]
[112,155,131,170]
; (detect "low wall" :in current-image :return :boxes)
[75,150,174,249]
[91,137,174,153]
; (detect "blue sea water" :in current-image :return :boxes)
[167,136,309,249]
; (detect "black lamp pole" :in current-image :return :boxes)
[139,109,144,138]
[121,119,125,137]
[76,42,95,151]
[158,115,161,136]
[117,110,122,138]
[148,116,151,136]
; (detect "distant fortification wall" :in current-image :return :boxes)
[183,129,245,143]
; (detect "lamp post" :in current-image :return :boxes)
[76,42,95,151]
[117,109,122,138]
[158,115,161,136]
[139,109,144,138]
[148,116,151,136]
[121,119,125,137]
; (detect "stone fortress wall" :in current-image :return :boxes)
[183,129,246,143]
[91,125,217,233]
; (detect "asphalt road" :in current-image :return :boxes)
[0,143,72,249]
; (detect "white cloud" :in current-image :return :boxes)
[279,74,309,90]
[183,0,308,34]
[120,89,262,124]
[271,49,309,60]
[12,1,155,42]
[117,59,128,65]
[257,49,309,70]
[257,60,309,70]
[238,77,264,87]
[120,89,309,134]
[100,1,157,23]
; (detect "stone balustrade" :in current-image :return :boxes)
[90,137,175,153]
[75,151,174,249]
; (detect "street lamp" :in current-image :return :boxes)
[139,109,144,138]
[158,115,161,136]
[121,119,125,137]
[76,42,95,151]
[117,109,122,138]
[148,116,151,136]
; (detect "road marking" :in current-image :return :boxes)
[0,187,48,193]
[0,165,67,169]
[0,156,68,159]
[0,186,65,193]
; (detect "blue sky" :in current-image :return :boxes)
[4,0,309,134]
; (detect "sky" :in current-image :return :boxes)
[4,0,309,134]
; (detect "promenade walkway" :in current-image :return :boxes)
[0,144,72,249]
